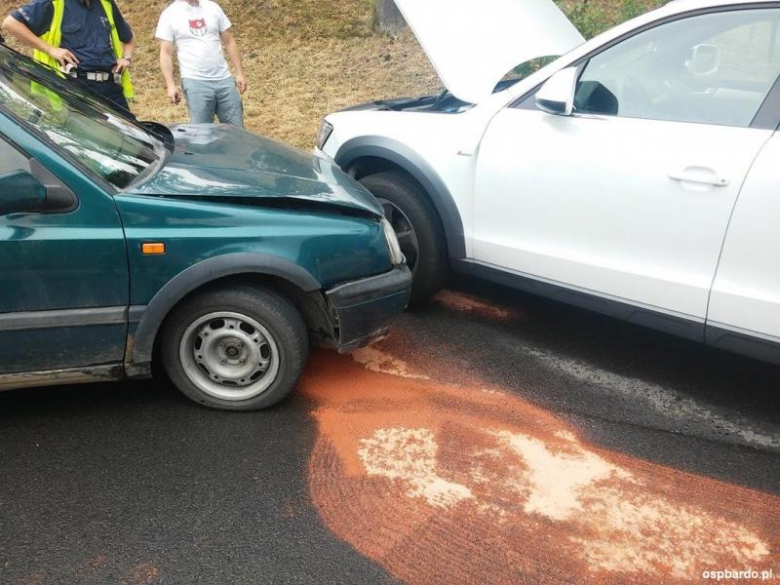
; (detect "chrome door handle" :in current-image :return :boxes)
[669,170,730,187]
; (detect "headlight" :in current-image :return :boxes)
[316,120,334,150]
[381,218,404,266]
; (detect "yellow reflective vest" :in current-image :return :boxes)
[33,0,134,100]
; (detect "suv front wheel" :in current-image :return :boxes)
[360,171,449,304]
[160,284,309,411]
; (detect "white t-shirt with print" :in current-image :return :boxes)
[155,0,233,81]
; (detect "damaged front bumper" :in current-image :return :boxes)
[325,265,412,353]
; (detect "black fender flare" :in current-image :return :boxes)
[128,252,321,369]
[335,137,467,259]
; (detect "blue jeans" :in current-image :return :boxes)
[182,77,244,127]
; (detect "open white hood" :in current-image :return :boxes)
[393,0,585,104]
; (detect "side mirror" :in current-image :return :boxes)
[0,170,47,216]
[535,67,579,116]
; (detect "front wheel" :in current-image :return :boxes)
[360,171,449,304]
[159,284,309,411]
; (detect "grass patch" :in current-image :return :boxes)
[558,0,663,39]
[0,0,663,149]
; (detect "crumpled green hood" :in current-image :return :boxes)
[129,124,383,217]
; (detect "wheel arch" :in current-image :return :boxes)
[335,137,467,260]
[127,253,325,376]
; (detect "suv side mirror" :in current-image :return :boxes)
[0,171,47,216]
[536,67,579,116]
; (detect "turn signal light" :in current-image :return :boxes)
[142,242,166,255]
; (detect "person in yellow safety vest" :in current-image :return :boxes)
[2,0,135,114]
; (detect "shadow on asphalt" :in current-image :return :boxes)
[2,276,778,423]
[446,275,780,428]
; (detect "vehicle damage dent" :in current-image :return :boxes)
[128,124,384,217]
[143,193,380,220]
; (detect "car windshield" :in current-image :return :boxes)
[0,47,164,190]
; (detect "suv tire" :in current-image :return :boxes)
[360,171,448,304]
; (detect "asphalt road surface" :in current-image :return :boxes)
[1,278,779,585]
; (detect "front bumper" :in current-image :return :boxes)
[325,265,412,352]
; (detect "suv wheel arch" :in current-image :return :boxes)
[335,138,467,260]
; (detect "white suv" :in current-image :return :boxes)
[317,0,780,365]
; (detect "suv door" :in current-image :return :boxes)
[707,130,780,356]
[473,8,780,329]
[0,134,129,377]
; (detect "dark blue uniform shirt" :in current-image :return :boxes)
[12,0,133,72]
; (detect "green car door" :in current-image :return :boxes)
[0,128,129,377]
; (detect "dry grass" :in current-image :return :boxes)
[0,0,662,149]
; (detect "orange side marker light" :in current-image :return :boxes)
[142,242,166,255]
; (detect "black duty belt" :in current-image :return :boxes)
[67,70,121,84]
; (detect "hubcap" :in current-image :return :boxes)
[378,198,420,274]
[179,312,280,401]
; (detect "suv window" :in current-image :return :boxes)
[575,9,780,127]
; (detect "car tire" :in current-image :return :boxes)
[360,171,449,304]
[159,284,309,411]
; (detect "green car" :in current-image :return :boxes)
[0,45,411,410]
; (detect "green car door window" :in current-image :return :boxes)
[0,55,164,190]
[0,135,30,176]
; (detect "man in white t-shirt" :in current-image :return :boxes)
[156,0,247,127]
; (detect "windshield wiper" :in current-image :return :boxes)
[431,89,451,111]
[141,121,174,150]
